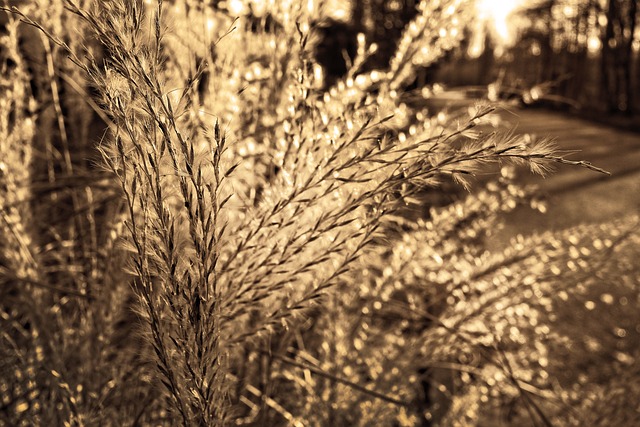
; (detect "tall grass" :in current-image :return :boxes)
[1,0,638,425]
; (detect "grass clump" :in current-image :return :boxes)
[1,1,637,425]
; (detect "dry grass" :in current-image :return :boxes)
[1,1,638,425]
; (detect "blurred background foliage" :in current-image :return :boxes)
[335,0,640,118]
[423,0,640,118]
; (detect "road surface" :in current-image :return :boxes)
[483,106,640,248]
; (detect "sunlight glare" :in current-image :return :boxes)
[475,0,532,45]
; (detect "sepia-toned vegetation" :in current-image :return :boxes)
[1,1,638,425]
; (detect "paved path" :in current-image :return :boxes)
[484,107,640,248]
[501,108,640,193]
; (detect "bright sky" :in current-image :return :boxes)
[467,0,540,57]
[475,0,533,44]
